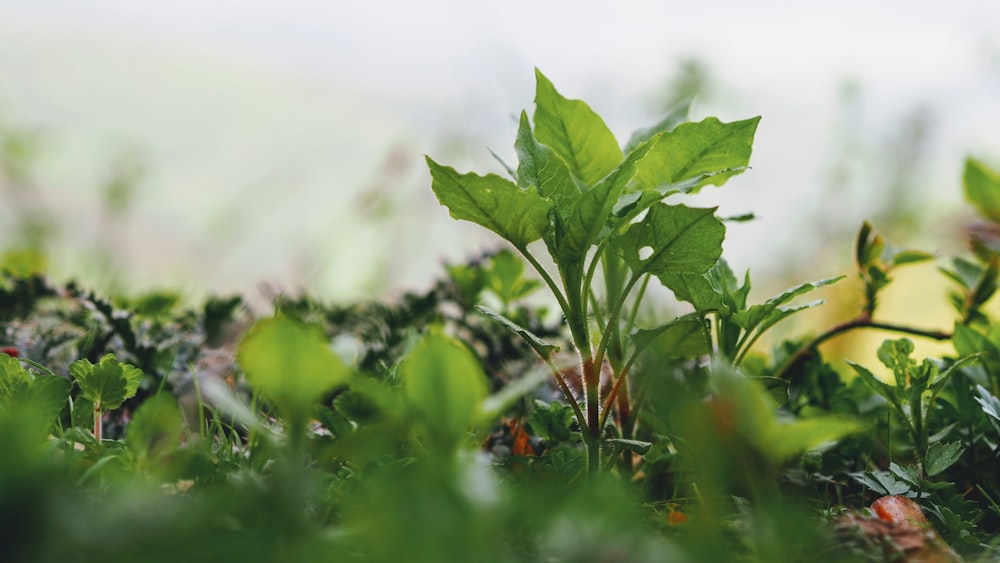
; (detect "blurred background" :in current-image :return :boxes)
[1,0,999,326]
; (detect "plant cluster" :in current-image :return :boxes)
[3,70,1000,562]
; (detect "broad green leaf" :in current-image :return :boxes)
[964,157,1000,223]
[126,393,182,467]
[925,441,965,477]
[427,157,551,248]
[630,314,709,360]
[660,259,744,314]
[557,140,655,260]
[72,396,94,429]
[237,315,350,414]
[616,204,725,277]
[763,416,863,464]
[476,305,559,359]
[623,97,692,153]
[712,365,861,464]
[514,111,578,210]
[70,354,143,410]
[731,276,844,333]
[0,354,30,406]
[399,327,488,450]
[631,116,760,193]
[533,68,622,185]
[27,375,70,429]
[660,271,724,312]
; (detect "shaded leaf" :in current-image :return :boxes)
[476,305,559,359]
[126,393,183,467]
[558,140,655,260]
[925,441,965,477]
[616,204,725,277]
[630,314,709,360]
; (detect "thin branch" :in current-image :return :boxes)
[774,316,952,380]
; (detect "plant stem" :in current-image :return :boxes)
[515,244,571,318]
[93,403,102,441]
[773,316,951,380]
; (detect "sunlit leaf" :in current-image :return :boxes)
[964,157,1000,223]
[631,116,759,193]
[514,111,577,210]
[427,157,551,248]
[533,68,622,186]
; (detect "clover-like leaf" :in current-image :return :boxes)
[70,353,143,410]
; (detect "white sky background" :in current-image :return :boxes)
[0,0,998,302]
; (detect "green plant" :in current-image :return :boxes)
[428,69,845,475]
[69,353,143,441]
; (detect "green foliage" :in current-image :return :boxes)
[428,68,763,474]
[237,314,351,438]
[70,353,143,412]
[964,157,1000,223]
[6,70,1000,563]
[398,327,488,453]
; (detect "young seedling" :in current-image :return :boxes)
[69,353,143,441]
[428,69,760,474]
